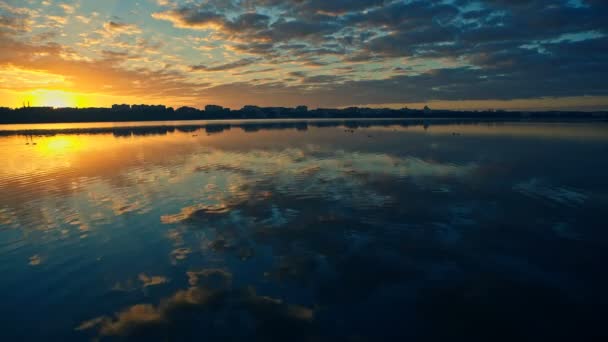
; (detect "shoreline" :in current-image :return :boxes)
[1,117,607,136]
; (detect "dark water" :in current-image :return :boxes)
[1,120,607,341]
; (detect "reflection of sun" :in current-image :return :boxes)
[27,90,88,108]
[38,136,81,155]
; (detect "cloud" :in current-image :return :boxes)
[74,15,90,24]
[0,13,32,32]
[100,21,142,37]
[151,4,338,44]
[151,7,227,30]
[0,32,207,102]
[232,67,277,75]
[47,15,68,26]
[0,2,35,34]
[191,57,261,72]
[2,0,608,108]
[58,3,76,14]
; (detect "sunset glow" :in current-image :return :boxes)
[27,90,85,108]
[1,0,607,110]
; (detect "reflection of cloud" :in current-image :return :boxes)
[112,201,143,216]
[170,247,192,264]
[139,273,169,288]
[161,203,231,224]
[166,229,184,246]
[77,284,314,340]
[0,208,15,225]
[261,206,299,227]
[112,278,138,292]
[514,179,588,207]
[552,222,581,240]
[113,274,170,292]
[2,129,479,241]
[28,254,42,266]
[160,148,476,226]
[194,164,254,175]
[77,304,161,336]
[187,269,232,287]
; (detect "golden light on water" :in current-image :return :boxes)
[39,136,79,155]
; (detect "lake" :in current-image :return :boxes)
[1,119,607,341]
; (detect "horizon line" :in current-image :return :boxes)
[3,104,608,113]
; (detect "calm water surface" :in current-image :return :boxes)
[1,120,607,341]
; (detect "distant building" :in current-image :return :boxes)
[22,106,53,111]
[131,104,166,111]
[241,105,265,116]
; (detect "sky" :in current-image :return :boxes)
[0,0,607,110]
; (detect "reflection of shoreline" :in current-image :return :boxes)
[2,118,607,137]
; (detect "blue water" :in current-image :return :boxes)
[0,120,607,341]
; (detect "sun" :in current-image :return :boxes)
[27,89,89,108]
